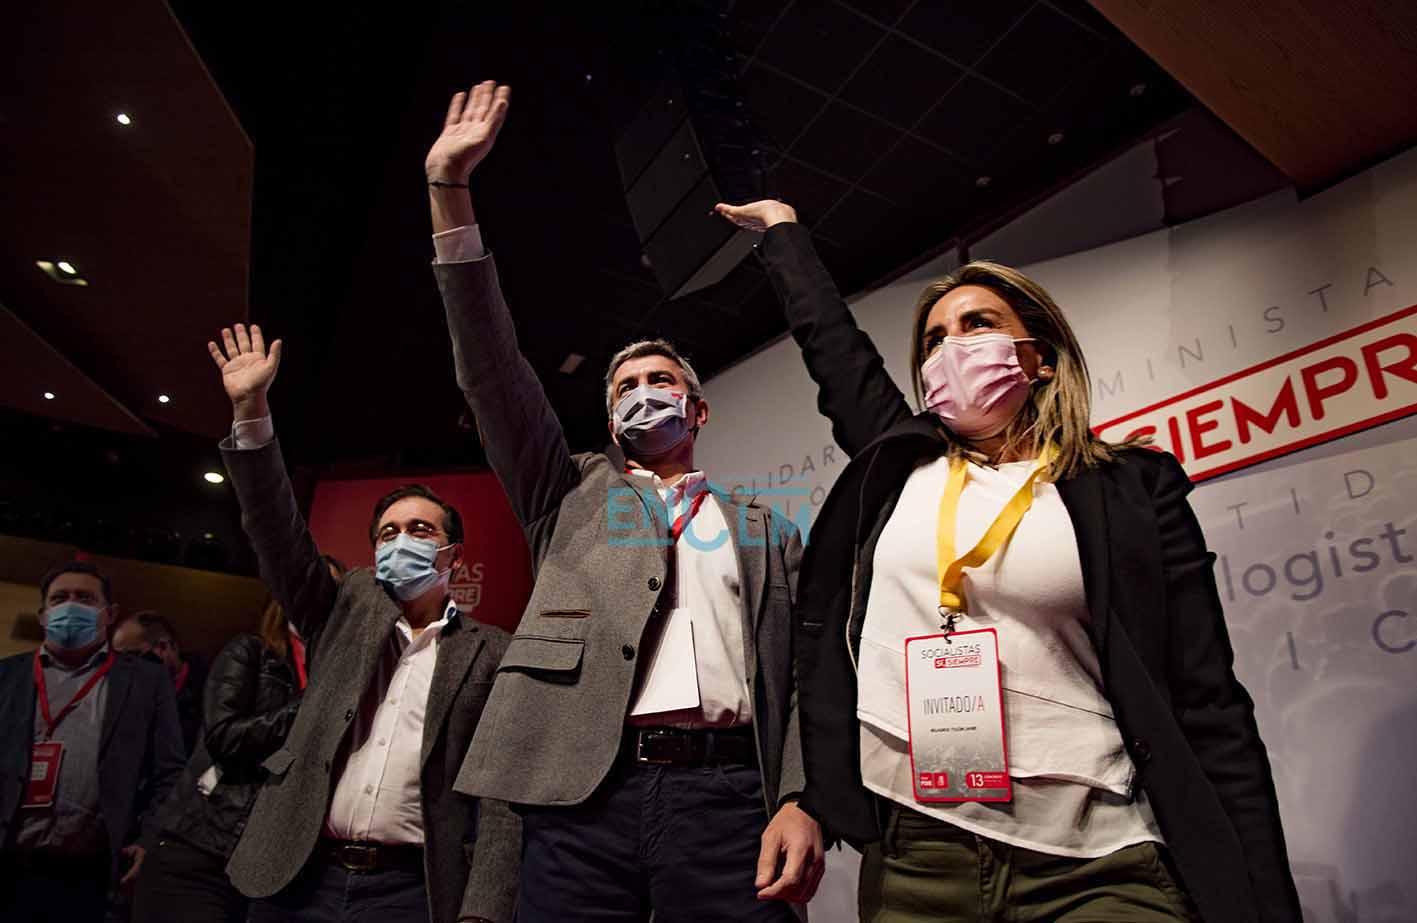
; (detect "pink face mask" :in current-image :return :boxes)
[921,334,1035,438]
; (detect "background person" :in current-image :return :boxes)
[133,589,324,923]
[0,561,185,922]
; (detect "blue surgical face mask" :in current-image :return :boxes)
[375,533,453,602]
[612,385,693,458]
[44,602,103,650]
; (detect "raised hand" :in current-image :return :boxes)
[208,323,282,420]
[426,81,511,184]
[714,199,799,232]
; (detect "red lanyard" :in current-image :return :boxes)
[668,488,710,544]
[173,660,191,695]
[33,648,116,740]
[289,632,309,691]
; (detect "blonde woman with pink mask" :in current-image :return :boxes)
[716,202,1300,923]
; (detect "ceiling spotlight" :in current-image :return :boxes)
[116,113,133,126]
[1129,82,1148,97]
[35,260,89,286]
[974,175,992,188]
[1047,132,1065,146]
[203,471,226,485]
[43,391,56,400]
[158,394,171,404]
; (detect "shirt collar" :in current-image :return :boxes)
[40,643,111,673]
[627,467,708,500]
[395,599,459,646]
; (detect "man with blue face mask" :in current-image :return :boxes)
[423,81,823,923]
[0,561,184,922]
[204,325,520,923]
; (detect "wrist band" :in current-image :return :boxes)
[428,179,469,188]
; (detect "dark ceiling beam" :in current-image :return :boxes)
[1088,0,1417,190]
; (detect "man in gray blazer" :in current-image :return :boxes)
[423,82,825,922]
[206,324,519,923]
[0,561,185,921]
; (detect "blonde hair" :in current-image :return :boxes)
[908,260,1135,480]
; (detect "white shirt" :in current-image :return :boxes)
[432,227,755,731]
[624,470,753,729]
[857,456,1162,858]
[325,602,455,844]
[229,417,449,845]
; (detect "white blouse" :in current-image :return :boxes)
[856,456,1163,858]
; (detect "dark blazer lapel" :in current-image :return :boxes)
[2,657,36,750]
[1057,468,1113,656]
[421,615,486,769]
[717,493,770,635]
[99,655,135,758]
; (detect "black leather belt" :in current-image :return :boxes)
[623,726,758,767]
[317,839,424,874]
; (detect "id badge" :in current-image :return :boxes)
[24,741,64,809]
[904,628,1011,802]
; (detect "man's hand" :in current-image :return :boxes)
[714,200,799,232]
[207,323,282,421]
[426,81,511,184]
[117,843,145,894]
[755,801,825,904]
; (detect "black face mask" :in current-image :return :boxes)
[141,651,163,665]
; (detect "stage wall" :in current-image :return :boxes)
[696,146,1417,923]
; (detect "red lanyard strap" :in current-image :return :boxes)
[33,648,115,739]
[290,633,309,691]
[668,488,710,544]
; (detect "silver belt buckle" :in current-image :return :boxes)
[635,729,675,764]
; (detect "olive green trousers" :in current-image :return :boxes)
[859,806,1202,922]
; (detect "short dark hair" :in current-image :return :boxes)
[39,560,113,607]
[368,484,464,546]
[131,611,179,648]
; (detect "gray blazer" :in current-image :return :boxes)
[433,254,806,814]
[219,438,520,923]
[0,651,185,886]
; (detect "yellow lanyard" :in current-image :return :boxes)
[935,445,1055,628]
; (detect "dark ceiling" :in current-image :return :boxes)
[3,0,1199,575]
[172,0,1193,468]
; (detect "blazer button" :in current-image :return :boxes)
[344,708,354,721]
[622,644,636,661]
[1132,738,1152,764]
[647,576,661,591]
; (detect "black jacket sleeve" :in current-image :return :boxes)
[759,221,915,457]
[203,636,300,767]
[1152,454,1302,922]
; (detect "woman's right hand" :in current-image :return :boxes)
[714,199,799,231]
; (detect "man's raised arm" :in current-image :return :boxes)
[208,324,338,639]
[426,81,580,529]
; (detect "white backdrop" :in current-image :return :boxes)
[696,146,1417,923]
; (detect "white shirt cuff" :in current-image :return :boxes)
[231,415,275,450]
[433,225,485,263]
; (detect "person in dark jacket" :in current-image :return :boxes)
[113,612,205,755]
[132,590,319,923]
[714,201,1302,923]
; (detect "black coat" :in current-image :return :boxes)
[151,634,301,859]
[758,222,1302,923]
